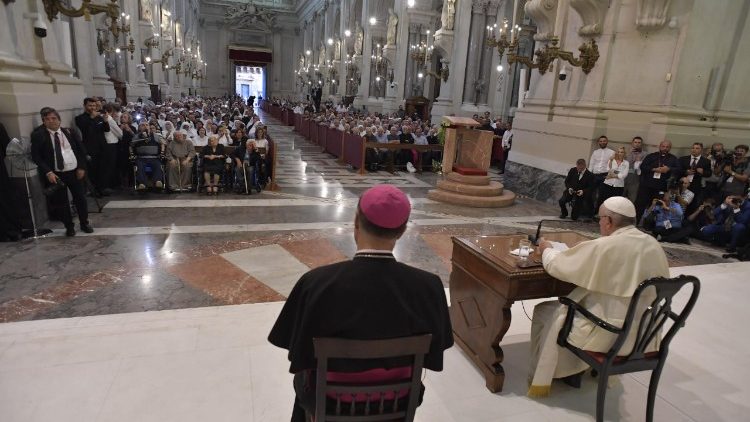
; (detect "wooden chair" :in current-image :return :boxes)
[309,334,432,422]
[557,275,700,422]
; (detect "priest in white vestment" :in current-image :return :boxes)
[528,196,670,397]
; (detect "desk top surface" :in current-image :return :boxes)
[453,232,592,275]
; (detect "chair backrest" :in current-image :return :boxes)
[612,275,700,361]
[312,334,432,422]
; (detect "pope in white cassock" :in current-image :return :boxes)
[528,196,670,397]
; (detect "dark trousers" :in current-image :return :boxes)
[597,184,624,210]
[590,173,607,215]
[135,158,164,185]
[559,191,588,219]
[100,143,118,189]
[50,170,88,228]
[499,148,510,173]
[635,185,663,224]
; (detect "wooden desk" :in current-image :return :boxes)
[449,232,590,393]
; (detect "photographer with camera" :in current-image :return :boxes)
[640,182,685,242]
[720,145,749,201]
[698,194,750,253]
[31,108,93,237]
[74,98,110,196]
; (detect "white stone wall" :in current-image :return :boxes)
[511,0,750,176]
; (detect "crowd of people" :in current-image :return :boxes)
[559,136,749,252]
[0,95,273,238]
[265,97,513,173]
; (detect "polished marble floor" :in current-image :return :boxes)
[0,262,747,421]
[0,111,744,421]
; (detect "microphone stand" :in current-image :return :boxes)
[5,151,53,239]
[528,219,580,245]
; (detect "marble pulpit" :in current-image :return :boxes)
[428,116,515,207]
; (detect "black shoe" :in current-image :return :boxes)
[65,226,76,237]
[255,185,262,193]
[80,223,94,234]
[101,188,113,196]
[561,371,584,389]
[559,214,568,219]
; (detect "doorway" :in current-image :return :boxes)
[235,65,265,100]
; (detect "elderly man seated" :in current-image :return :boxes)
[529,197,669,397]
[166,131,196,192]
[268,185,453,421]
[130,122,165,190]
[232,140,261,194]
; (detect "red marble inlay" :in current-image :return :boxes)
[0,269,129,323]
[167,256,285,304]
[281,238,348,269]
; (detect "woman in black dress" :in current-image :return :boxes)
[201,135,225,195]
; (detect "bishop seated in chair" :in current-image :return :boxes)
[268,184,453,421]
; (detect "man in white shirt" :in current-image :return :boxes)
[588,135,615,217]
[101,103,122,195]
[499,123,513,174]
[30,109,93,237]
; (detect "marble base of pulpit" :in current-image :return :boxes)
[428,172,516,207]
[427,117,515,208]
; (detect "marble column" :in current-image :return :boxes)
[0,1,85,136]
[462,1,488,104]
[337,2,349,99]
[356,0,372,104]
[382,0,407,113]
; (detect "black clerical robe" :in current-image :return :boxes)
[268,252,454,374]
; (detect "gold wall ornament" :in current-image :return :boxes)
[43,0,119,22]
[507,37,599,75]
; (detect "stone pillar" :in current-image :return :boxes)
[356,0,372,104]
[0,1,85,137]
[462,1,487,104]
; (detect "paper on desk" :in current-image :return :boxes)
[509,248,534,256]
[549,241,569,252]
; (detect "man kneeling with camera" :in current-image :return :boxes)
[699,194,750,253]
[640,186,684,242]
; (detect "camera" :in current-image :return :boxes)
[43,179,66,196]
[558,67,567,81]
[33,15,48,38]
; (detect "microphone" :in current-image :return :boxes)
[528,219,579,245]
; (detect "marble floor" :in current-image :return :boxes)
[0,111,745,421]
[0,262,747,421]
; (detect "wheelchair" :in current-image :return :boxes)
[131,157,167,194]
[233,161,262,195]
[195,154,232,195]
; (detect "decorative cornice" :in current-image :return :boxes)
[636,0,672,29]
[569,0,609,36]
[525,0,558,41]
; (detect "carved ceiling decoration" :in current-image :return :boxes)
[223,1,278,31]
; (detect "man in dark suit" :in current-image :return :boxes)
[678,142,712,214]
[269,185,453,422]
[559,159,595,220]
[75,97,110,195]
[31,109,93,237]
[635,140,679,222]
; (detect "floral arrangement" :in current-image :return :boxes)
[437,120,451,145]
